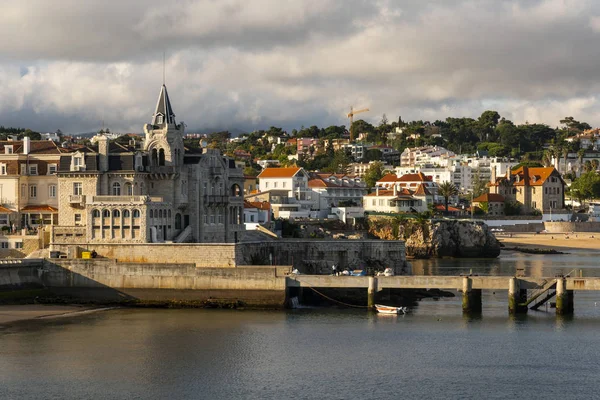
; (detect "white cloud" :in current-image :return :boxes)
[2,0,600,133]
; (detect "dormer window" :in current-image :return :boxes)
[5,145,13,154]
[29,165,38,175]
[156,115,163,124]
[70,151,87,171]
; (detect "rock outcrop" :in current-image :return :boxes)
[368,217,500,258]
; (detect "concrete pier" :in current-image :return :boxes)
[508,277,528,314]
[367,276,378,308]
[461,277,482,313]
[556,277,574,315]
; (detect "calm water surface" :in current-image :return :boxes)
[3,251,600,400]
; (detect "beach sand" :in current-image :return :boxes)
[0,305,103,324]
[498,232,600,252]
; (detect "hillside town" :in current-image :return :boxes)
[4,88,600,255]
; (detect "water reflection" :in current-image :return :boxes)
[412,250,600,278]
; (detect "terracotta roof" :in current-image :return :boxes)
[245,201,271,210]
[0,140,74,154]
[413,183,432,196]
[435,204,462,212]
[511,166,557,186]
[0,205,13,213]
[258,167,302,178]
[473,193,505,203]
[396,172,432,182]
[377,173,400,183]
[21,205,58,212]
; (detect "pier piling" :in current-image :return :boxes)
[556,277,574,315]
[462,276,482,314]
[368,276,378,308]
[509,277,528,314]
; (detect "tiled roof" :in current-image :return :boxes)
[396,172,432,182]
[377,173,400,182]
[473,193,505,203]
[258,167,302,178]
[244,201,271,210]
[413,183,431,196]
[21,205,58,212]
[0,205,13,213]
[0,140,73,154]
[511,166,557,186]
[434,204,462,212]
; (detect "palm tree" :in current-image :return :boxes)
[577,149,586,176]
[438,181,459,214]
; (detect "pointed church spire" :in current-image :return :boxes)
[152,84,176,127]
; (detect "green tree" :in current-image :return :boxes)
[362,149,382,162]
[438,181,459,213]
[326,149,352,174]
[363,161,384,189]
[570,171,600,204]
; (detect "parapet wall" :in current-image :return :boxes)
[237,239,407,275]
[49,239,408,274]
[50,243,238,268]
[1,259,289,307]
[544,221,600,233]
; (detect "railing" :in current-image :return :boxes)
[69,195,85,204]
[204,195,228,204]
[90,195,164,203]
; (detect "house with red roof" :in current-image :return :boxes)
[252,167,313,218]
[472,193,506,216]
[489,166,565,214]
[363,184,433,214]
[307,173,367,217]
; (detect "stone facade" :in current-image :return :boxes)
[54,84,245,244]
[489,166,565,214]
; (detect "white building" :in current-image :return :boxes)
[363,184,433,214]
[307,173,368,217]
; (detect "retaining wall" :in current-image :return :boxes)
[544,221,600,233]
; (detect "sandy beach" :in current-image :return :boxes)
[497,232,600,252]
[0,305,107,325]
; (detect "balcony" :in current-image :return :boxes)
[69,195,85,205]
[204,195,228,204]
[89,195,164,204]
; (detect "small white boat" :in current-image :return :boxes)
[375,304,408,315]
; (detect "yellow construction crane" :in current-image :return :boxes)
[347,106,369,142]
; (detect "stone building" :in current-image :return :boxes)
[54,84,245,244]
[0,137,75,229]
[488,166,565,214]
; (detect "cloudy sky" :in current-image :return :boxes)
[2,0,600,134]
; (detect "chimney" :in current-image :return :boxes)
[23,136,30,155]
[376,186,380,196]
[393,185,397,196]
[97,134,109,172]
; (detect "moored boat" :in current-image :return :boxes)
[375,304,408,315]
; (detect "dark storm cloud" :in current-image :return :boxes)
[1,0,600,133]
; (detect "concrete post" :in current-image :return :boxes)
[462,276,482,314]
[508,277,527,314]
[368,276,378,309]
[556,277,573,315]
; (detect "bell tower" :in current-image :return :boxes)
[143,84,185,168]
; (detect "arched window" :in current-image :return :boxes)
[125,182,133,196]
[231,184,241,197]
[152,149,158,166]
[159,210,163,218]
[102,209,110,218]
[92,209,100,218]
[123,210,130,218]
[112,182,121,196]
[133,209,140,218]
[168,209,171,218]
[159,148,165,166]
[113,210,120,217]
[175,213,182,230]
